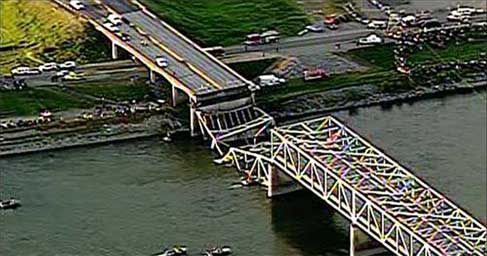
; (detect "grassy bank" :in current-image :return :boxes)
[256,70,401,104]
[0,88,92,117]
[409,41,487,65]
[140,0,310,46]
[345,43,396,71]
[0,0,109,74]
[344,41,487,70]
[70,80,152,102]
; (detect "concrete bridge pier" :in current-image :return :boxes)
[111,41,119,60]
[189,102,199,137]
[267,165,302,197]
[171,84,177,107]
[149,69,157,84]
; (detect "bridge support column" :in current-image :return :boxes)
[111,41,119,60]
[267,165,302,197]
[171,84,177,107]
[189,102,198,137]
[350,224,356,256]
[149,69,157,84]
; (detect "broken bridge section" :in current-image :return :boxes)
[222,116,486,256]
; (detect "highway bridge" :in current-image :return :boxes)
[53,0,273,151]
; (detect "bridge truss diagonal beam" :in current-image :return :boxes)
[196,107,274,156]
[222,116,486,256]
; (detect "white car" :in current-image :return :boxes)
[456,6,476,16]
[306,24,324,33]
[69,0,85,10]
[447,11,468,21]
[367,20,387,29]
[59,61,76,69]
[103,22,120,32]
[55,70,70,77]
[156,57,168,68]
[11,67,40,75]
[107,13,122,25]
[357,34,383,45]
[39,62,58,72]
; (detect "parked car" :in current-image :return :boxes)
[367,20,388,29]
[306,24,324,33]
[357,34,383,45]
[11,67,40,76]
[59,61,76,70]
[447,10,468,21]
[324,14,338,25]
[69,0,85,10]
[39,62,58,72]
[62,71,84,81]
[156,57,169,68]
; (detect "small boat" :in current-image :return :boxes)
[162,132,172,142]
[152,245,187,256]
[0,198,21,210]
[202,246,232,256]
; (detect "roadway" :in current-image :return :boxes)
[54,0,250,97]
[97,0,249,90]
[224,28,375,54]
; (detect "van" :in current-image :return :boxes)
[257,75,286,87]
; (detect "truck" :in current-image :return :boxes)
[244,30,280,46]
[257,74,286,87]
[303,69,328,81]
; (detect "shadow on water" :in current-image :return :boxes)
[270,190,348,256]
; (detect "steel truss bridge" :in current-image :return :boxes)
[221,116,486,256]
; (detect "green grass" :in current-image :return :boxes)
[344,40,487,70]
[140,0,310,46]
[409,41,487,65]
[257,70,400,104]
[0,88,92,117]
[0,0,109,74]
[229,58,278,80]
[70,80,152,102]
[344,43,396,71]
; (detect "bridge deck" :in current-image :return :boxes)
[225,116,486,256]
[55,0,250,98]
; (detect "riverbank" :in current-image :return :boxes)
[265,77,486,122]
[0,102,183,157]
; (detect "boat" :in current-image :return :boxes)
[152,245,187,256]
[202,246,232,256]
[162,132,172,142]
[0,198,21,210]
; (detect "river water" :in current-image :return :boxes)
[1,93,486,256]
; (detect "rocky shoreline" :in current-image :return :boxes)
[0,112,183,157]
[266,78,487,122]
